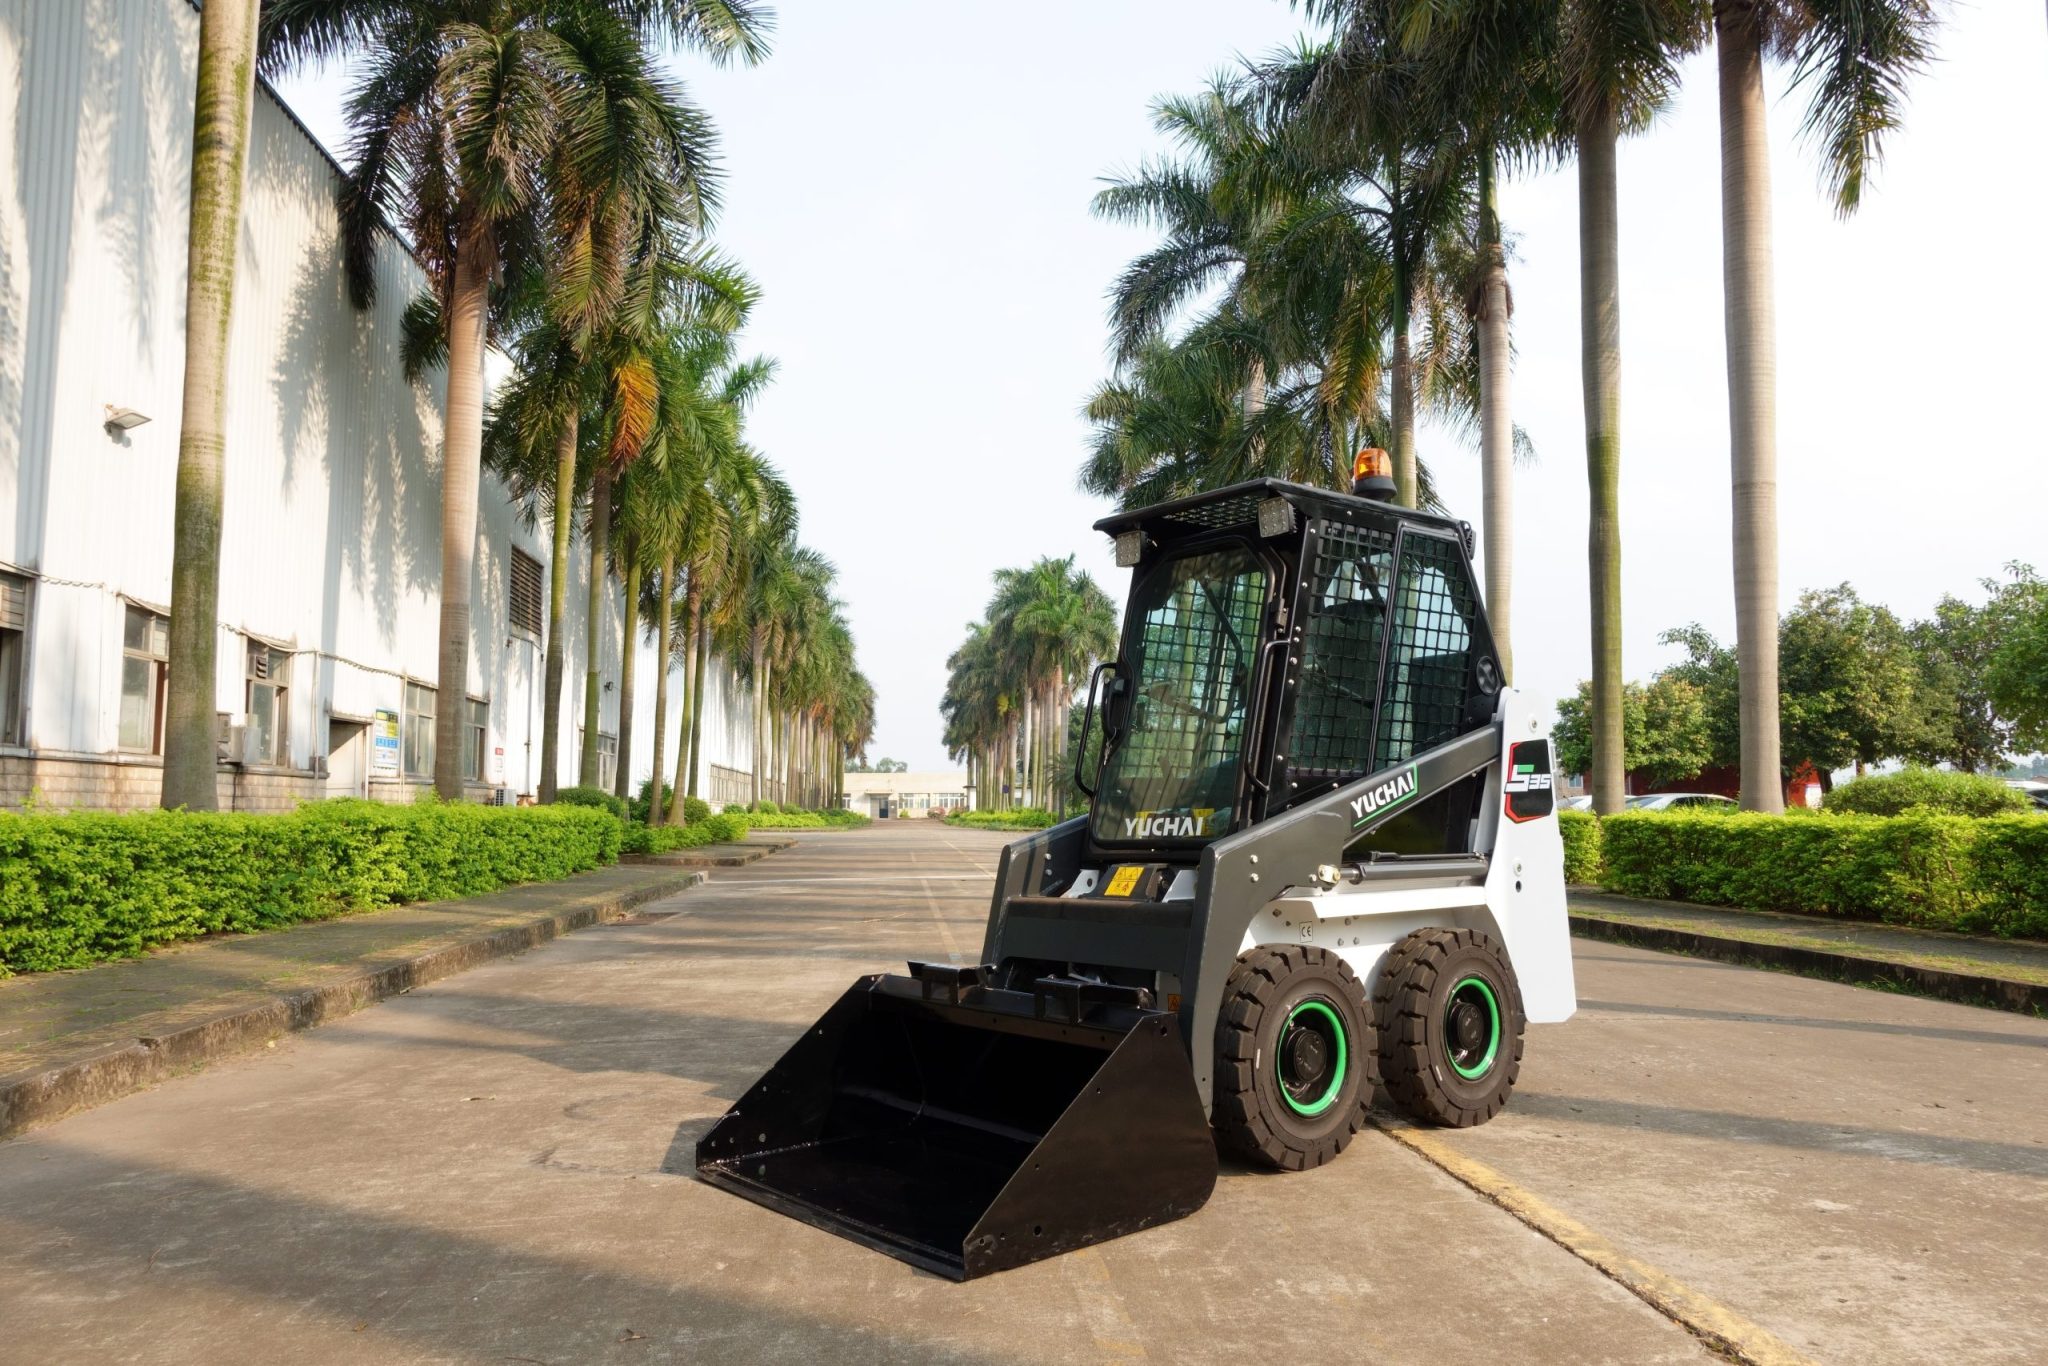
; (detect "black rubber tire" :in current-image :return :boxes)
[1213,945,1376,1171]
[1374,928,1525,1128]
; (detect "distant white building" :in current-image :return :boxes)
[0,0,762,811]
[840,770,970,820]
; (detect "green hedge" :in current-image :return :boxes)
[946,807,1058,831]
[619,810,751,856]
[746,808,871,829]
[0,802,621,975]
[556,786,627,820]
[1558,809,1603,884]
[1597,810,2048,937]
[1823,767,2030,817]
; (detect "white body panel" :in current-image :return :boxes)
[1238,690,1576,1023]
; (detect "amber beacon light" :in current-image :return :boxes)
[1351,447,1395,501]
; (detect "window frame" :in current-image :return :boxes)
[119,605,170,755]
[403,680,437,780]
[508,548,545,638]
[1087,535,1281,851]
[596,731,617,793]
[0,571,25,747]
[243,639,291,767]
[465,697,489,783]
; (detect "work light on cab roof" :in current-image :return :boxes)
[1352,446,1395,500]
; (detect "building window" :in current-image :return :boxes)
[244,639,290,766]
[0,572,26,746]
[466,698,489,783]
[403,681,436,778]
[120,606,169,753]
[509,549,544,637]
[597,732,617,793]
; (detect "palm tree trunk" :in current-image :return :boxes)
[162,0,258,812]
[433,225,495,800]
[646,557,672,826]
[578,463,612,788]
[537,414,578,803]
[686,617,709,798]
[1475,145,1515,683]
[1390,174,1418,509]
[750,637,767,805]
[667,573,701,824]
[613,538,639,802]
[1717,3,1784,813]
[1021,689,1035,809]
[1578,100,1626,817]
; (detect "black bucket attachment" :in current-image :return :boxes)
[695,962,1218,1279]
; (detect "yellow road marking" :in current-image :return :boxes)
[1375,1119,1817,1366]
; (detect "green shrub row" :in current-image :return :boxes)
[1823,767,2030,817]
[1557,809,1603,885]
[619,810,750,856]
[556,785,628,820]
[945,807,1059,831]
[0,802,621,975]
[1596,810,2048,937]
[746,807,871,829]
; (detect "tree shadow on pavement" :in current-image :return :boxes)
[1577,997,2048,1050]
[0,1142,1025,1365]
[1513,1091,2048,1178]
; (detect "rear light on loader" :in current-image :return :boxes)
[1114,529,1146,567]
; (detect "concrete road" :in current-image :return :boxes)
[0,824,2037,1364]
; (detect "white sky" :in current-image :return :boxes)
[274,1,2048,771]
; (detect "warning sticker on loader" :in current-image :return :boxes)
[1103,866,1145,897]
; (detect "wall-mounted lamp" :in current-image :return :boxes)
[104,405,152,433]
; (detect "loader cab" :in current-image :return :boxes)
[1084,480,1502,865]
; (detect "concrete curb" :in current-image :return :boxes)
[0,870,707,1141]
[1570,913,2048,1016]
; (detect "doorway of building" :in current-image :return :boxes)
[327,717,367,799]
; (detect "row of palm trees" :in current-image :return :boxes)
[160,1,868,812]
[941,558,1117,814]
[1083,0,1938,815]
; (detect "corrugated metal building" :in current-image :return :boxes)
[0,0,759,811]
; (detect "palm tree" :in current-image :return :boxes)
[486,249,753,800]
[162,0,261,811]
[1087,59,1488,514]
[1711,0,1937,811]
[261,0,769,799]
[1552,0,1705,815]
[1391,1,1563,682]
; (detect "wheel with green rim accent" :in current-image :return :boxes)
[1373,928,1524,1128]
[1213,946,1375,1170]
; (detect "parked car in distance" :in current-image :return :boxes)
[1625,793,1738,812]
[2006,780,2048,813]
[1562,795,1594,811]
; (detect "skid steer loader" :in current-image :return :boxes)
[697,454,1576,1279]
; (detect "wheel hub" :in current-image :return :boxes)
[1275,998,1348,1118]
[1444,976,1501,1081]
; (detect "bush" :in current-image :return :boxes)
[749,800,781,815]
[945,807,1058,831]
[0,802,621,975]
[703,811,749,842]
[743,807,872,830]
[1595,810,2048,937]
[1558,809,1603,884]
[678,795,712,826]
[1824,767,2030,818]
[556,785,627,820]
[619,821,717,857]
